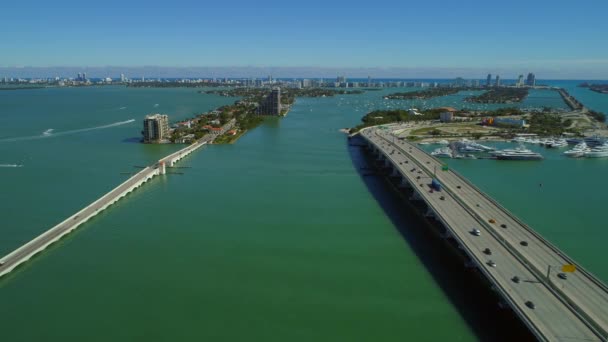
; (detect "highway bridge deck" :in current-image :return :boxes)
[360,125,608,341]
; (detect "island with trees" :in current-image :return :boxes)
[203,87,363,99]
[578,83,608,94]
[384,87,462,100]
[465,88,529,104]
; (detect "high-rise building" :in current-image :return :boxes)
[257,87,281,115]
[120,73,126,82]
[526,73,536,87]
[268,75,273,84]
[495,75,500,87]
[486,74,492,87]
[337,75,346,83]
[517,74,524,87]
[143,114,170,143]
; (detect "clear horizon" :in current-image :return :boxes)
[1,0,608,78]
[2,66,608,81]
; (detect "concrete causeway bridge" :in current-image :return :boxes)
[0,139,210,279]
[359,125,608,341]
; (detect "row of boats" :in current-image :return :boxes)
[428,136,608,160]
[514,135,608,158]
[563,141,608,158]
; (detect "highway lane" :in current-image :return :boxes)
[361,128,603,341]
[372,126,608,336]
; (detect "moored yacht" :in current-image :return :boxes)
[494,146,543,160]
[548,138,568,148]
[584,136,606,148]
[584,143,608,158]
[431,147,453,158]
[563,142,590,158]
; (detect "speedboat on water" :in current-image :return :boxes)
[563,142,590,158]
[584,143,608,158]
[494,146,543,161]
[431,147,453,158]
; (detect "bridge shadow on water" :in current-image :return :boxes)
[347,136,535,342]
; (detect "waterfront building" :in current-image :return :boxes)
[495,75,500,87]
[517,74,524,87]
[526,73,536,86]
[472,79,480,87]
[337,76,346,83]
[440,111,454,122]
[257,87,281,116]
[367,76,372,87]
[143,114,170,143]
[120,73,126,82]
[486,74,492,87]
[302,79,312,88]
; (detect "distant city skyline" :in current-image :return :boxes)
[1,0,608,79]
[1,66,607,80]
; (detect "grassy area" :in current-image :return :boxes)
[213,130,248,144]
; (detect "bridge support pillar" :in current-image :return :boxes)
[409,192,422,201]
[159,162,166,175]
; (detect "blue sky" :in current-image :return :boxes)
[1,0,607,78]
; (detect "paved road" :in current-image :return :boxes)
[361,126,606,341]
[0,166,158,277]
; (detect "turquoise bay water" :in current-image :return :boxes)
[0,82,606,341]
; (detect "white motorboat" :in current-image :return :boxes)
[563,142,590,158]
[431,147,453,158]
[494,146,543,160]
[548,138,568,148]
[584,143,608,158]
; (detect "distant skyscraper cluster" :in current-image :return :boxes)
[526,73,536,87]
[484,72,536,87]
[76,72,87,82]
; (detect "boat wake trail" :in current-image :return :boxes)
[0,119,136,143]
[0,164,23,168]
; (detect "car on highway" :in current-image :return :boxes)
[471,229,481,236]
[483,248,492,255]
[487,260,497,267]
[558,273,568,280]
[525,301,536,309]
